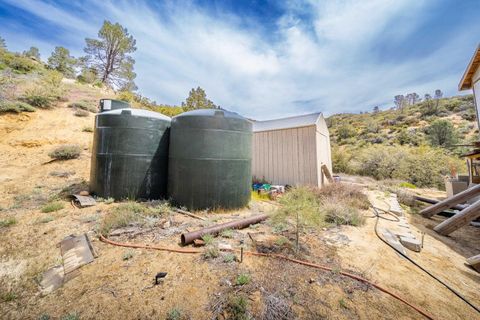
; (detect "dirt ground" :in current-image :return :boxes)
[0,85,479,319]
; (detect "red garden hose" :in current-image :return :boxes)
[99,235,435,319]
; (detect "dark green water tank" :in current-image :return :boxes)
[90,108,171,200]
[168,109,252,210]
[99,99,130,113]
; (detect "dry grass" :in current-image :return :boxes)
[48,144,81,160]
[74,109,89,117]
[315,183,369,226]
[262,293,295,320]
[99,201,171,235]
[274,183,369,234]
[314,183,370,211]
[0,216,17,228]
[41,201,64,213]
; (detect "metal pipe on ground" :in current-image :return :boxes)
[181,214,269,245]
[414,196,467,211]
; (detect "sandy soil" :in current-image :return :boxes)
[0,86,479,319]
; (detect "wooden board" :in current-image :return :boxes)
[321,164,334,183]
[420,184,480,218]
[60,234,95,274]
[466,254,480,272]
[434,198,480,235]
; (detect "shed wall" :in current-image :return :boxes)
[253,125,319,186]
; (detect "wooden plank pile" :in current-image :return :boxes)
[419,185,480,272]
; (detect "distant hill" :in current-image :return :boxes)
[327,94,477,148]
[326,95,477,189]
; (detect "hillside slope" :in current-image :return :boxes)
[0,87,478,319]
[326,95,477,189]
[327,95,477,147]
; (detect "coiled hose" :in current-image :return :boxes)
[371,206,480,314]
[100,234,435,319]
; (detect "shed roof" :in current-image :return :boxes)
[252,112,322,132]
[459,44,480,91]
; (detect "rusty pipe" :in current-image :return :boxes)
[181,214,269,245]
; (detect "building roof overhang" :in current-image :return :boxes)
[459,44,480,91]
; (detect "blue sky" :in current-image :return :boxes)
[0,0,479,119]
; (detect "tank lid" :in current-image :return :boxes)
[174,108,245,120]
[101,108,171,121]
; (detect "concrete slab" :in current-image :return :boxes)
[393,230,415,238]
[399,236,422,252]
[381,228,408,258]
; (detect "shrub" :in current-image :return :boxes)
[100,203,142,235]
[0,217,17,228]
[74,109,89,117]
[15,101,35,112]
[332,146,353,174]
[166,308,185,320]
[22,70,65,108]
[337,124,356,140]
[1,291,17,302]
[339,144,464,189]
[425,119,457,147]
[220,229,234,238]
[41,201,64,213]
[82,126,93,132]
[76,68,97,84]
[399,182,416,189]
[323,200,365,226]
[203,246,219,259]
[122,250,134,261]
[0,51,37,73]
[0,100,35,114]
[356,145,406,180]
[275,236,289,246]
[202,234,214,245]
[117,90,135,102]
[69,101,97,113]
[37,216,54,223]
[48,144,81,160]
[226,295,249,320]
[61,313,79,320]
[223,253,237,263]
[22,89,54,108]
[236,274,251,286]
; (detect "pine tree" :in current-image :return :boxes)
[23,47,40,60]
[47,46,76,77]
[181,87,218,111]
[84,20,137,90]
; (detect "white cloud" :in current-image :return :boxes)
[2,0,478,119]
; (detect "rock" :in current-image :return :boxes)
[399,236,422,252]
[79,190,89,196]
[163,220,171,228]
[193,239,205,247]
[218,243,232,250]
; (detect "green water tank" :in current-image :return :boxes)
[90,108,171,200]
[168,109,252,210]
[99,99,130,113]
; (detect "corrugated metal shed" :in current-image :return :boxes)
[252,112,332,187]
